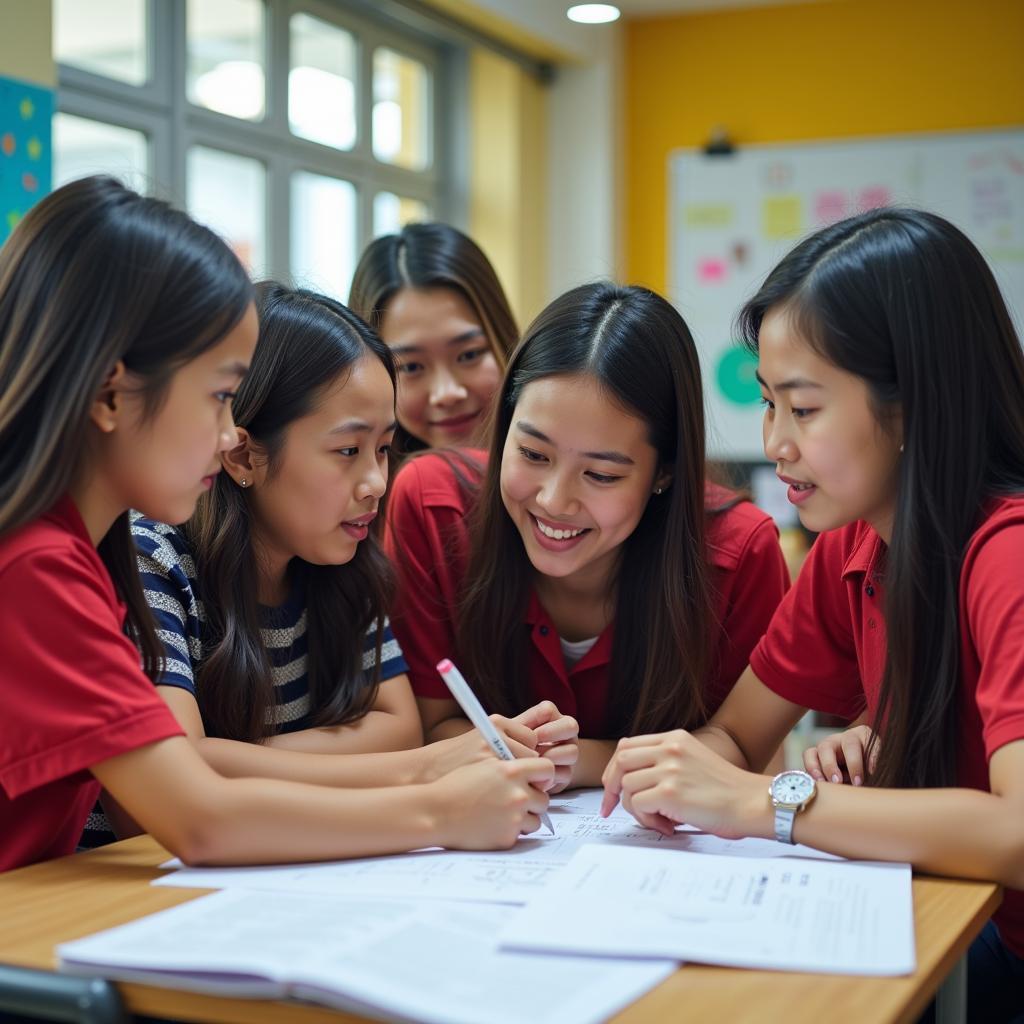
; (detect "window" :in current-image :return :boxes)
[54,0,452,300]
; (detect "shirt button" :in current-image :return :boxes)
[868,618,876,629]
[538,625,549,636]
[865,584,875,597]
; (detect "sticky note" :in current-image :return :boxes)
[762,196,801,239]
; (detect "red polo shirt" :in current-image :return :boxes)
[0,497,184,871]
[386,451,790,738]
[750,497,1024,956]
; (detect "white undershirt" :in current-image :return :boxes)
[559,634,600,670]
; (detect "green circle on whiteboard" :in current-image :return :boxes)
[716,347,760,405]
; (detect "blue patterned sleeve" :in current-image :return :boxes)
[130,514,202,695]
[362,616,409,682]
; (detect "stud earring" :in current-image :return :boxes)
[654,487,664,495]
[899,444,904,453]
[240,478,249,488]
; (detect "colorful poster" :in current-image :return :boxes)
[0,75,53,245]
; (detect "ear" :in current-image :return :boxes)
[653,466,674,495]
[88,360,130,434]
[220,427,260,488]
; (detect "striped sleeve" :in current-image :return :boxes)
[362,615,408,682]
[130,514,202,695]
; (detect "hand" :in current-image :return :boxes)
[505,701,580,793]
[601,729,770,840]
[803,724,877,786]
[430,757,554,850]
[417,717,538,783]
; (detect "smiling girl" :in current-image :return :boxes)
[602,208,1024,1021]
[0,177,552,871]
[387,282,790,789]
[349,223,517,452]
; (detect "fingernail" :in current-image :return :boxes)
[832,773,842,783]
[853,776,862,786]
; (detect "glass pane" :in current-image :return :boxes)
[54,0,147,85]
[187,0,265,121]
[291,172,356,301]
[373,192,429,237]
[53,113,148,190]
[372,48,430,170]
[289,13,357,150]
[187,147,265,275]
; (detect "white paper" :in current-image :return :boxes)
[59,888,676,1024]
[155,789,839,904]
[502,844,915,976]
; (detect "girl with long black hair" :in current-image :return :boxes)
[603,208,1024,1021]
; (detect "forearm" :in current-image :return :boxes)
[742,776,1024,888]
[694,722,754,769]
[265,710,423,755]
[570,739,617,788]
[177,779,443,866]
[426,715,472,742]
[196,735,427,788]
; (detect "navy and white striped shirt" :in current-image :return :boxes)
[78,515,407,849]
[131,514,407,733]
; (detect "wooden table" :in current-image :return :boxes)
[0,836,1001,1024]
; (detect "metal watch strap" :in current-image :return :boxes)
[774,805,797,844]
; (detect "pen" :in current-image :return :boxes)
[436,658,555,836]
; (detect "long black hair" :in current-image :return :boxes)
[0,175,252,679]
[458,281,726,737]
[186,283,398,743]
[349,223,517,452]
[739,208,1024,788]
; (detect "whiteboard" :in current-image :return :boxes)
[669,129,1024,459]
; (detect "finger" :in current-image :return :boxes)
[491,715,539,751]
[840,735,866,786]
[616,731,678,751]
[513,700,561,729]
[630,807,677,837]
[537,741,578,766]
[507,756,555,787]
[817,741,844,784]
[803,746,825,781]
[600,746,659,806]
[519,812,541,836]
[505,737,539,760]
[534,716,579,746]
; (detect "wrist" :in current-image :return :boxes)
[742,773,776,840]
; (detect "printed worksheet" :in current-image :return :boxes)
[154,790,839,904]
[502,844,915,976]
[59,888,677,1024]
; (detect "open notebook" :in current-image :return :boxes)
[57,887,676,1024]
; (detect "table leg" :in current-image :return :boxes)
[0,965,126,1024]
[934,954,967,1024]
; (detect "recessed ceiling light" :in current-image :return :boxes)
[567,4,621,24]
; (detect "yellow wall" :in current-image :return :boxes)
[0,0,54,86]
[469,48,547,328]
[624,0,1024,293]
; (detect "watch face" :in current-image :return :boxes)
[771,770,815,804]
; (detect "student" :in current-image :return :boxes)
[349,223,517,452]
[601,209,1024,1022]
[0,176,553,873]
[387,282,790,790]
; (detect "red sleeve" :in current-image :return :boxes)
[963,521,1024,759]
[385,459,470,699]
[749,529,867,718]
[709,515,790,710]
[0,547,184,800]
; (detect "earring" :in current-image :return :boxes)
[240,478,249,488]
[654,487,664,495]
[899,444,904,453]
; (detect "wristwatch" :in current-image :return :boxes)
[769,770,817,844]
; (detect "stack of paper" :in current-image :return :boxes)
[57,790,916,1022]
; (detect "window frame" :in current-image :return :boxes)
[55,0,460,286]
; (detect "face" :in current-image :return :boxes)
[499,374,667,592]
[102,303,258,526]
[757,306,902,539]
[243,353,396,570]
[379,285,501,448]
